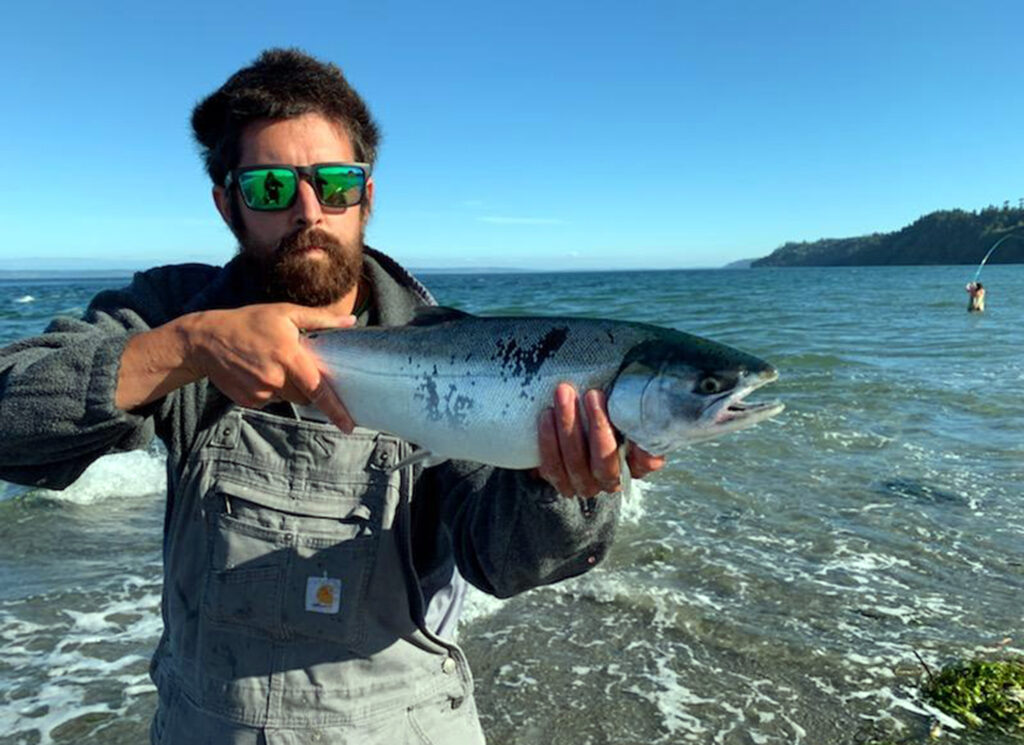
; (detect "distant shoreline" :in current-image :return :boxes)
[0,266,734,280]
[1,263,1013,281]
[754,207,1024,267]
[0,270,138,280]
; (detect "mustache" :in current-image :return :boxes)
[276,228,343,257]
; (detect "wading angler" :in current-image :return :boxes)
[0,48,673,744]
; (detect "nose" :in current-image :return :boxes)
[292,177,323,227]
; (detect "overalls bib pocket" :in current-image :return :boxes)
[203,473,385,650]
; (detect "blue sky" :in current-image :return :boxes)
[2,0,1021,271]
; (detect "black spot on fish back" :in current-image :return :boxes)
[492,326,569,387]
[414,373,475,428]
[415,375,442,421]
[442,384,474,427]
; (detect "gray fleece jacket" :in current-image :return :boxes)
[0,247,619,604]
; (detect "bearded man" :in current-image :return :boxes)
[0,48,663,744]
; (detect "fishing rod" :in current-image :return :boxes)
[972,231,1023,283]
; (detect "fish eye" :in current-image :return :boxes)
[697,376,722,395]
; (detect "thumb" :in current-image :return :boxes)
[283,305,357,333]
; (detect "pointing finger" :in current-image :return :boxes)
[289,348,355,433]
[278,380,311,406]
[308,377,355,434]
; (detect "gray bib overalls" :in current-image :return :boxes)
[149,405,486,744]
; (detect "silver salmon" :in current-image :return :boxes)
[305,307,783,469]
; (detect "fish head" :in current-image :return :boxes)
[607,335,784,454]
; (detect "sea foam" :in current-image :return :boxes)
[34,450,166,504]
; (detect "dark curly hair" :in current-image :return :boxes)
[191,48,380,187]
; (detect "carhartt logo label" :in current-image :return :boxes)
[306,576,342,614]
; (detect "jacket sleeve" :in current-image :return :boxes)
[0,267,207,489]
[418,460,621,598]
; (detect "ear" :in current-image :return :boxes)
[212,185,232,227]
[361,177,375,223]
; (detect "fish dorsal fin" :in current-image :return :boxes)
[408,306,473,327]
[387,448,449,473]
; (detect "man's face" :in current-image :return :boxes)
[214,112,374,307]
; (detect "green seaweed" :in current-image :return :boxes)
[921,656,1024,733]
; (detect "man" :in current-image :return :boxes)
[0,49,663,744]
[260,168,285,206]
[966,281,985,312]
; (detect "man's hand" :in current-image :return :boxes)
[535,383,666,498]
[183,303,356,430]
[117,303,357,432]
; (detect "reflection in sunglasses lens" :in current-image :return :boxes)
[236,165,365,210]
[317,167,364,207]
[240,169,297,210]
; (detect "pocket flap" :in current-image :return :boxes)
[214,476,368,520]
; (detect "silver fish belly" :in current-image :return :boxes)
[305,307,783,469]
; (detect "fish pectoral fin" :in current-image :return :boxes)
[617,442,633,500]
[388,449,449,473]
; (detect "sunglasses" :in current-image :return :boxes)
[225,162,371,211]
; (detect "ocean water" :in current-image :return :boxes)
[1,265,1022,745]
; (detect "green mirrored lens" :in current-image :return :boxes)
[238,168,297,210]
[315,166,365,208]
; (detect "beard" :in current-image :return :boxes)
[241,227,364,307]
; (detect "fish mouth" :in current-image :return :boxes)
[709,368,785,430]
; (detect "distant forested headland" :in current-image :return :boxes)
[752,205,1024,267]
